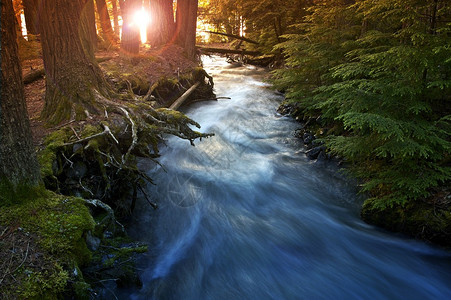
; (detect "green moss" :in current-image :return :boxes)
[73,281,91,300]
[81,124,103,137]
[74,104,88,121]
[0,180,47,207]
[20,263,69,299]
[156,108,193,124]
[1,191,94,256]
[38,128,72,178]
[0,191,95,298]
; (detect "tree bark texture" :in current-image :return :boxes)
[95,0,117,44]
[38,0,110,124]
[119,0,141,54]
[176,0,198,58]
[83,0,98,54]
[1,0,41,186]
[23,0,39,36]
[148,0,175,47]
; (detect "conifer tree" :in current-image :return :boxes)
[274,0,451,208]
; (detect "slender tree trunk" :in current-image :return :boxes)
[38,0,111,124]
[175,0,189,45]
[14,7,25,40]
[148,0,175,47]
[95,0,117,44]
[1,0,41,187]
[184,0,198,58]
[176,0,198,58]
[119,0,141,54]
[83,0,98,53]
[23,0,39,36]
[111,0,120,37]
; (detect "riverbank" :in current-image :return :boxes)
[0,45,214,298]
[115,55,451,299]
[277,102,451,248]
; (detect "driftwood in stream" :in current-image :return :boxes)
[197,47,261,56]
[169,82,201,110]
[203,31,259,44]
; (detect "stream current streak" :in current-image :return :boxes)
[126,56,451,299]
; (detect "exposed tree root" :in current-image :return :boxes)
[38,68,215,216]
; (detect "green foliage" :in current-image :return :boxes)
[198,0,307,53]
[274,0,451,208]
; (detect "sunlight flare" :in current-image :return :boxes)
[133,8,150,43]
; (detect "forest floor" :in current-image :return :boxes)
[23,44,197,146]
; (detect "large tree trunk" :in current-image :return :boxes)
[176,0,198,59]
[1,0,41,187]
[119,0,141,54]
[95,0,117,45]
[148,0,175,47]
[38,0,111,124]
[23,0,39,36]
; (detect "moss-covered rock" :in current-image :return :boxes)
[0,191,95,298]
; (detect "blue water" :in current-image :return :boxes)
[119,56,451,299]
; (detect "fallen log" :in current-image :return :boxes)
[169,82,201,110]
[203,31,259,44]
[197,47,261,56]
[23,56,115,85]
[23,68,45,84]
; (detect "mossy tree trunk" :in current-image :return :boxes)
[1,0,41,187]
[38,0,111,124]
[147,0,175,47]
[119,0,141,55]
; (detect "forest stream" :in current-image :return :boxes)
[114,56,451,299]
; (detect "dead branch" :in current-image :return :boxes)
[125,80,137,100]
[197,46,261,56]
[143,81,159,102]
[62,124,118,146]
[119,107,137,164]
[137,184,158,210]
[169,82,201,110]
[84,199,125,233]
[70,125,80,140]
[202,31,259,44]
[50,119,76,130]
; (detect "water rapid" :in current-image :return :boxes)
[121,56,451,299]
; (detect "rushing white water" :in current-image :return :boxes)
[119,56,451,299]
